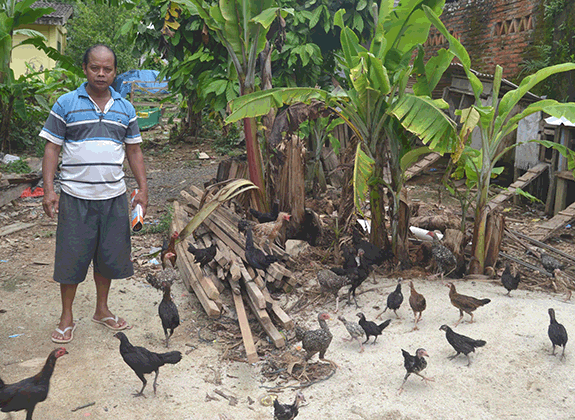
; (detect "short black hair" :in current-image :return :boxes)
[82,44,117,69]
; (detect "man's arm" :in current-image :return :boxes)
[42,141,62,218]
[125,143,149,217]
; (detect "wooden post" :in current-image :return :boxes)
[232,292,259,363]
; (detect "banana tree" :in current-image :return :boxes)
[0,0,80,151]
[225,0,459,265]
[424,5,575,274]
[170,0,293,210]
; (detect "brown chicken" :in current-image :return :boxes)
[240,212,291,249]
[447,282,491,326]
[409,281,426,330]
[161,231,179,270]
[0,347,68,420]
[294,313,335,367]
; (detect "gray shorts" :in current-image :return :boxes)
[54,191,134,284]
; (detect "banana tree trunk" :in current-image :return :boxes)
[243,115,266,210]
[369,143,390,250]
[469,174,490,274]
[0,94,14,153]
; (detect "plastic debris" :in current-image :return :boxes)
[149,258,160,265]
[9,334,24,338]
[2,154,20,164]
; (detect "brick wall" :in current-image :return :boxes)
[424,0,541,79]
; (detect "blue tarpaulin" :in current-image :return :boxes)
[112,70,169,98]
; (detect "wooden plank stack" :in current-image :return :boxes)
[172,185,297,363]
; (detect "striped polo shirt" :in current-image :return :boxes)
[39,82,142,200]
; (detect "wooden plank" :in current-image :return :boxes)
[0,183,31,208]
[261,288,294,330]
[0,221,36,237]
[509,228,575,264]
[239,261,266,309]
[172,202,220,318]
[244,291,285,348]
[232,292,259,363]
[529,200,575,241]
[487,163,549,212]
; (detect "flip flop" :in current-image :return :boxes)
[51,323,76,344]
[91,315,129,331]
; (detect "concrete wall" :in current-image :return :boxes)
[11,23,67,78]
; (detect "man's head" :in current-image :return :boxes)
[82,44,117,96]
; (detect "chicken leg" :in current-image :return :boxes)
[133,373,148,398]
[398,372,434,394]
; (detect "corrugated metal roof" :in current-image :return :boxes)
[31,2,73,25]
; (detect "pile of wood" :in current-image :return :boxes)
[171,185,296,363]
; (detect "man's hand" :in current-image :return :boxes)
[131,188,148,218]
[43,190,59,218]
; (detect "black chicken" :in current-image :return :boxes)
[430,231,457,279]
[273,391,305,420]
[0,347,68,420]
[548,308,568,359]
[159,281,180,348]
[357,312,391,344]
[114,332,182,397]
[501,263,521,296]
[399,348,433,394]
[439,324,486,366]
[347,249,372,308]
[187,241,217,274]
[379,279,403,318]
[245,227,278,272]
[249,201,279,223]
[351,226,394,268]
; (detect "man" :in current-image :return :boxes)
[40,44,148,343]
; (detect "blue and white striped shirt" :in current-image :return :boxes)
[40,82,142,200]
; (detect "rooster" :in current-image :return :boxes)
[501,262,521,296]
[447,282,490,326]
[187,241,217,275]
[146,252,179,289]
[161,231,179,270]
[159,281,180,348]
[114,332,182,397]
[245,227,278,272]
[356,312,391,344]
[249,201,279,223]
[239,212,291,250]
[274,391,305,420]
[399,348,433,394]
[0,347,68,420]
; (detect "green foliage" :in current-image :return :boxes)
[65,1,140,74]
[133,205,172,236]
[519,0,575,100]
[0,158,31,173]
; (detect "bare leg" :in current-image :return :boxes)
[152,370,160,394]
[93,272,127,329]
[133,375,147,397]
[448,352,460,360]
[454,314,463,327]
[357,337,364,353]
[52,283,78,342]
[561,346,566,360]
[398,373,410,394]
[469,313,474,323]
[552,344,556,356]
[415,372,435,383]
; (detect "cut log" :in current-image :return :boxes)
[232,292,259,363]
[244,292,286,348]
[261,288,294,330]
[172,201,220,318]
[0,222,36,237]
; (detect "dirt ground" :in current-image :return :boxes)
[1,134,575,419]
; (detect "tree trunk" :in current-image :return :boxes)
[0,95,14,153]
[369,143,390,250]
[483,211,505,270]
[278,135,305,236]
[469,180,490,274]
[395,189,411,268]
[242,115,266,211]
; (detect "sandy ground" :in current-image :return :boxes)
[2,259,575,420]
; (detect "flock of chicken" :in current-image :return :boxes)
[0,206,571,420]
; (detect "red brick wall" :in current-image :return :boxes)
[424,0,541,79]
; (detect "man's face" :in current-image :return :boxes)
[82,47,116,95]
